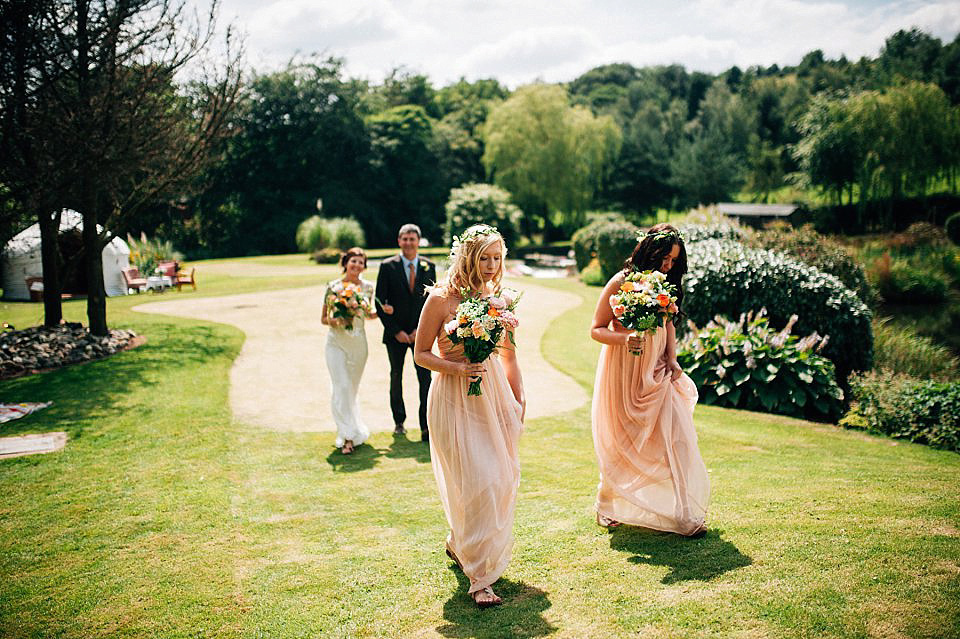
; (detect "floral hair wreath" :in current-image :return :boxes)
[636,228,686,244]
[450,224,501,258]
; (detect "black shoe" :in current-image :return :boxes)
[393,424,406,435]
[421,430,429,444]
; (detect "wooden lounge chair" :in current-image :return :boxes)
[175,267,196,291]
[121,267,147,293]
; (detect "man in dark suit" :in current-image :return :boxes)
[375,223,437,443]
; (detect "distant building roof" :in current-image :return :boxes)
[716,203,797,217]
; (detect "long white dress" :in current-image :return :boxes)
[325,278,373,448]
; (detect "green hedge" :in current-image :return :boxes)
[845,372,960,452]
[684,238,873,381]
[678,310,844,421]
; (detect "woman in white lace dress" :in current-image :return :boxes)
[321,247,382,454]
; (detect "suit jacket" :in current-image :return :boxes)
[375,254,437,344]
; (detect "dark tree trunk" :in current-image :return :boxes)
[38,209,63,326]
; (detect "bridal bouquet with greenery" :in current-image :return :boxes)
[609,269,679,354]
[444,288,521,396]
[325,281,373,330]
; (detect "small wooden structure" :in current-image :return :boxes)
[716,203,798,227]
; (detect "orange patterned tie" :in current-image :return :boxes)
[408,262,416,292]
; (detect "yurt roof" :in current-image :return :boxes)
[3,209,128,257]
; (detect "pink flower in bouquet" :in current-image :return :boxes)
[499,310,519,328]
[667,302,678,314]
[613,304,626,317]
[488,296,507,310]
[500,289,516,306]
[444,319,460,335]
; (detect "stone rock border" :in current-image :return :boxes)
[0,324,144,380]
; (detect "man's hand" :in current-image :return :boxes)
[395,330,411,343]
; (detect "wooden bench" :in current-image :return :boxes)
[121,267,147,293]
[175,267,196,291]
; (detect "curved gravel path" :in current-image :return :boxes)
[133,278,588,433]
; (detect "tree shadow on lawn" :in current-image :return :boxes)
[325,442,382,472]
[0,323,234,438]
[609,526,752,584]
[438,565,556,638]
[384,432,431,464]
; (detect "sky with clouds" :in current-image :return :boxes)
[209,0,960,86]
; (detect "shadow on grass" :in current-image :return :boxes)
[325,442,382,472]
[384,433,431,463]
[609,526,752,584]
[438,565,555,638]
[0,323,234,438]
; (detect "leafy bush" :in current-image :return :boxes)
[846,371,960,452]
[296,216,365,252]
[444,183,523,248]
[903,221,949,248]
[750,223,874,306]
[684,238,873,380]
[677,222,746,244]
[946,212,960,245]
[678,310,844,421]
[594,220,642,280]
[579,257,606,286]
[312,248,342,264]
[869,254,948,304]
[572,215,626,271]
[126,233,183,275]
[872,318,959,381]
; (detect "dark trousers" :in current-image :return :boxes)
[385,340,432,432]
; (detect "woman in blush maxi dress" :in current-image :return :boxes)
[590,224,709,536]
[414,225,525,608]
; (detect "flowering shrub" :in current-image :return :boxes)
[677,222,746,244]
[678,310,844,421]
[684,238,873,380]
[845,371,960,452]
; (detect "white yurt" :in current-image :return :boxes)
[1,209,132,301]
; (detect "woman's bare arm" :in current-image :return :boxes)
[414,292,486,379]
[589,273,642,352]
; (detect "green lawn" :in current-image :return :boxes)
[1,262,958,638]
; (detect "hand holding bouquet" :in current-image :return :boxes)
[609,270,678,356]
[326,281,373,330]
[444,288,521,396]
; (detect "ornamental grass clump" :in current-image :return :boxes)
[678,309,844,422]
[684,238,873,381]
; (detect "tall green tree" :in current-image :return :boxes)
[482,84,621,234]
[186,59,371,256]
[367,104,446,243]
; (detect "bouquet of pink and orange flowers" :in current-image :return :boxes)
[609,270,678,354]
[444,288,521,396]
[325,281,374,330]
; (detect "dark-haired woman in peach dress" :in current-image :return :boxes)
[589,223,709,536]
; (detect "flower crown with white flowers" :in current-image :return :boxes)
[636,228,686,244]
[450,224,501,257]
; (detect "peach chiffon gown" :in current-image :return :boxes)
[427,295,524,594]
[592,323,710,535]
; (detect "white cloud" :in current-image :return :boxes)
[209,0,960,85]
